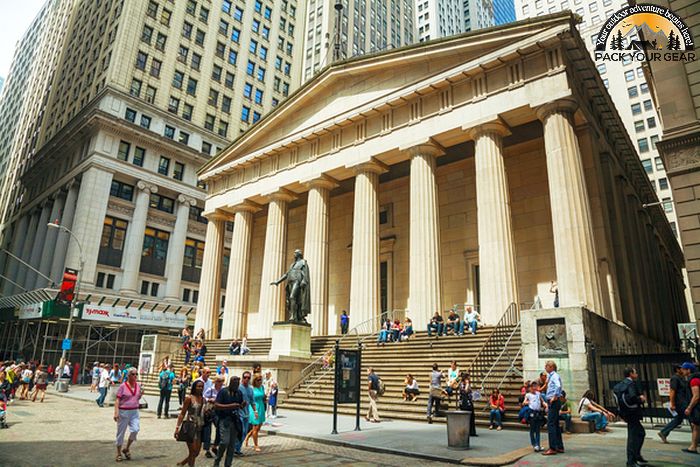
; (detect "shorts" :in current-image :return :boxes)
[36,383,47,391]
[92,376,99,385]
[22,378,30,384]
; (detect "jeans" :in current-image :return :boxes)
[234,416,249,453]
[391,329,400,342]
[446,321,464,335]
[581,412,608,431]
[466,320,478,334]
[96,387,107,407]
[427,323,444,337]
[489,409,503,427]
[157,389,171,417]
[560,413,573,432]
[659,409,685,437]
[427,391,440,418]
[216,417,238,467]
[529,412,544,446]
[377,330,389,343]
[341,322,348,335]
[202,417,213,450]
[627,416,645,465]
[547,399,564,450]
[184,350,191,365]
[519,406,531,422]
[178,384,186,407]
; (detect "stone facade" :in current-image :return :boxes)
[196,13,687,345]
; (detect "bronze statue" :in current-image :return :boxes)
[271,249,311,323]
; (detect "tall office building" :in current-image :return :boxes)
[493,0,516,24]
[301,0,415,81]
[0,77,5,95]
[0,0,306,362]
[416,0,515,43]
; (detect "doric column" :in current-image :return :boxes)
[35,191,66,288]
[164,195,197,301]
[194,212,229,339]
[25,200,52,289]
[66,167,114,286]
[303,175,338,336]
[406,143,444,327]
[349,159,388,332]
[221,201,261,339]
[537,99,603,312]
[2,215,29,295]
[120,181,157,294]
[14,210,40,292]
[469,121,519,324]
[258,190,296,337]
[50,181,79,284]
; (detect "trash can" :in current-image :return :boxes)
[55,380,69,393]
[445,410,471,450]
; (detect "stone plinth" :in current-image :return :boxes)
[269,321,312,360]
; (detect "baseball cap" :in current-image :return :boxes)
[681,362,697,371]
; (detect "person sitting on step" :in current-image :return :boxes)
[427,312,444,338]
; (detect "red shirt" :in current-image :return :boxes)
[490,394,505,411]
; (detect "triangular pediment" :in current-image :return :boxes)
[200,13,575,179]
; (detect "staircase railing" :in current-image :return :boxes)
[476,320,522,393]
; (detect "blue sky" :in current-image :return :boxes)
[0,1,46,79]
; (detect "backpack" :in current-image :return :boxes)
[377,379,386,396]
[612,378,639,418]
[159,372,170,390]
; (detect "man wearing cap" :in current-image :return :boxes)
[658,362,693,443]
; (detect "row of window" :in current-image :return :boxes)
[116,137,186,179]
[631,99,654,116]
[634,117,657,133]
[637,135,659,154]
[641,156,666,175]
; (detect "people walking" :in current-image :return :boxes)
[658,363,693,443]
[114,368,142,462]
[235,371,254,455]
[541,360,564,455]
[214,375,244,467]
[203,375,224,458]
[243,374,266,452]
[96,364,111,407]
[614,367,647,467]
[175,380,205,466]
[31,364,48,403]
[177,367,190,409]
[683,366,700,454]
[523,381,547,452]
[366,367,381,423]
[157,364,176,419]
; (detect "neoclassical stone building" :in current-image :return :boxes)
[196,13,688,344]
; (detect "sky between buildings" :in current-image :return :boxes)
[0,1,46,79]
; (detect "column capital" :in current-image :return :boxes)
[229,200,263,214]
[466,119,511,140]
[264,188,297,203]
[535,98,578,122]
[177,194,198,207]
[303,174,339,191]
[401,139,446,159]
[136,181,158,195]
[204,209,233,222]
[348,158,389,176]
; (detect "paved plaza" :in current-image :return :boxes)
[0,387,699,466]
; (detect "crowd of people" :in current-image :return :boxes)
[656,362,700,456]
[426,305,480,338]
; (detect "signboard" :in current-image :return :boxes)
[81,304,186,329]
[657,378,671,397]
[335,349,360,404]
[62,339,72,351]
[678,322,698,340]
[18,302,43,320]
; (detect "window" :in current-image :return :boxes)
[655,157,664,170]
[147,1,158,18]
[631,103,642,115]
[151,59,162,77]
[195,29,206,46]
[199,7,209,23]
[183,288,191,302]
[231,28,240,43]
[250,40,258,54]
[222,0,232,14]
[634,120,645,133]
[253,111,261,123]
[140,115,151,129]
[659,178,669,190]
[140,281,149,295]
[182,22,193,39]
[208,88,219,106]
[191,53,201,71]
[650,135,659,149]
[141,227,170,276]
[155,33,167,51]
[254,0,262,13]
[643,99,653,111]
[637,67,644,78]
[215,41,226,58]
[282,82,289,96]
[624,70,635,81]
[224,72,235,88]
[252,20,260,33]
[257,67,266,82]
[110,180,134,201]
[212,64,222,82]
[133,147,145,167]
[640,82,649,93]
[158,156,171,175]
[174,162,185,180]
[161,9,172,26]
[172,70,184,89]
[168,96,180,113]
[219,19,229,36]
[641,158,653,174]
[201,141,212,154]
[263,26,270,41]
[99,217,128,267]
[182,103,193,121]
[670,221,678,238]
[149,194,175,213]
[222,95,232,113]
[150,283,160,297]
[125,108,136,123]
[663,197,673,213]
[141,25,153,44]
[205,114,215,130]
[259,46,268,60]
[275,56,282,70]
[283,62,291,76]
[627,86,638,98]
[145,85,156,103]
[264,6,272,19]
[183,238,205,282]
[135,51,148,70]
[247,61,255,75]
[189,205,206,223]
[218,120,228,137]
[647,117,657,129]
[178,45,189,63]
[117,141,130,161]
[228,50,237,64]
[193,290,199,303]
[243,82,253,98]
[589,2,598,12]
[637,138,649,153]
[164,125,175,139]
[186,0,196,15]
[241,106,250,122]
[186,77,198,95]
[254,89,263,104]
[179,131,189,145]
[233,7,243,21]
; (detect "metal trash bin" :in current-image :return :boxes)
[445,410,471,450]
[55,380,69,393]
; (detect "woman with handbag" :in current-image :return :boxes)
[114,368,143,462]
[175,380,205,466]
[243,374,266,452]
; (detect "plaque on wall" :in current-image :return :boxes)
[537,318,568,358]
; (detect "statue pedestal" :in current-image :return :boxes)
[269,321,312,360]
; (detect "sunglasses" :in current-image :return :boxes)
[243,375,251,379]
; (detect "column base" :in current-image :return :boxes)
[269,321,312,360]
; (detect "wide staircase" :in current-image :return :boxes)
[283,304,524,428]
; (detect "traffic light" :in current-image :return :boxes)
[55,268,78,307]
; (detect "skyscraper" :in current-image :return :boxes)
[301,0,415,81]
[493,0,516,25]
[415,0,516,43]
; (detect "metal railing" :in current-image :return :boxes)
[476,320,522,393]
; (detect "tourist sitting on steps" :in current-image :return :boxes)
[489,388,505,431]
[403,374,420,402]
[400,318,414,341]
[559,391,573,434]
[228,340,241,356]
[464,306,480,335]
[445,310,463,336]
[578,389,614,433]
[427,312,444,337]
[377,319,391,345]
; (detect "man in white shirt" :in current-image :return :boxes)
[96,364,111,407]
[464,306,480,335]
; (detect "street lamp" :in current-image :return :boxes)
[47,222,85,380]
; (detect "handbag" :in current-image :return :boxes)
[138,396,148,410]
[176,420,196,443]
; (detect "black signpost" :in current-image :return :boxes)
[331,340,362,434]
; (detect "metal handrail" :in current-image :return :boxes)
[477,320,522,392]
[466,302,520,383]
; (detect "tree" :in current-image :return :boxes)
[611,30,624,50]
[667,31,680,50]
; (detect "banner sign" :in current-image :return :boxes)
[18,302,43,320]
[81,304,186,329]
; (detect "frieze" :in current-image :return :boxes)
[147,213,176,228]
[107,200,134,217]
[188,220,207,236]
[663,145,700,173]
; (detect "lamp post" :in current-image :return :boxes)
[47,222,84,379]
